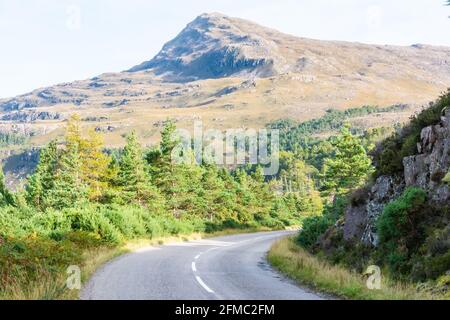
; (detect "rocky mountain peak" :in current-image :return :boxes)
[128,13,285,81]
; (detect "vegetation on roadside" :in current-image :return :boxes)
[276,92,450,300]
[268,237,435,300]
[0,115,317,299]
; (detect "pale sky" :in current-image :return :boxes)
[0,0,449,98]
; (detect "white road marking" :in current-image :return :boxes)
[165,240,235,247]
[195,254,201,260]
[191,262,197,272]
[195,276,214,293]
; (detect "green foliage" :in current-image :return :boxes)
[297,197,347,249]
[0,132,28,148]
[116,131,164,209]
[374,90,450,176]
[322,125,374,194]
[376,188,428,276]
[0,166,14,206]
[377,188,427,244]
[0,115,356,298]
[26,141,58,209]
[269,104,408,152]
[297,215,333,248]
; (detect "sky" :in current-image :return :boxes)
[0,0,449,98]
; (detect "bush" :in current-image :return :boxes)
[297,196,347,249]
[376,187,428,276]
[297,215,333,249]
[65,206,122,244]
[377,188,427,244]
[29,210,72,240]
[0,207,29,238]
[0,236,82,287]
[102,206,147,239]
[374,89,450,176]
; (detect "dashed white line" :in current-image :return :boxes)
[194,254,201,260]
[191,262,197,272]
[195,276,214,293]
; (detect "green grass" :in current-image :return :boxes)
[268,237,437,300]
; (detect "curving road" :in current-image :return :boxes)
[81,231,324,300]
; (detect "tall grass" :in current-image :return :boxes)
[268,237,436,300]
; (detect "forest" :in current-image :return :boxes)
[0,114,326,298]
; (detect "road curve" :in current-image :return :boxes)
[81,230,324,300]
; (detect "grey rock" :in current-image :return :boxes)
[343,205,367,241]
[128,13,280,81]
[340,112,450,248]
[215,79,256,97]
[102,99,129,108]
[1,111,63,123]
[95,125,118,133]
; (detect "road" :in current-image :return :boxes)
[81,230,324,300]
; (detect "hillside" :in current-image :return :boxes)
[1,12,450,149]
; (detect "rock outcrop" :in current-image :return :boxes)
[1,111,63,123]
[127,13,285,81]
[342,109,450,247]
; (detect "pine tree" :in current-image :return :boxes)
[79,129,112,201]
[47,139,87,209]
[322,125,374,194]
[118,131,163,208]
[154,121,200,217]
[198,164,225,221]
[26,140,58,209]
[45,115,88,209]
[0,165,14,206]
[160,120,178,160]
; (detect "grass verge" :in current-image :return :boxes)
[268,237,436,300]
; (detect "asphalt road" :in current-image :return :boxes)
[81,230,324,300]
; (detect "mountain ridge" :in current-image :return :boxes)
[0,12,449,150]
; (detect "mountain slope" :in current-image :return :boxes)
[0,12,449,149]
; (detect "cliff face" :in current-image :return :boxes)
[342,109,450,247]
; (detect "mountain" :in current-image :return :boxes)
[1,12,450,150]
[128,13,284,80]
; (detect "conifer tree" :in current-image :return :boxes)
[80,129,112,201]
[118,131,163,208]
[26,140,58,209]
[0,165,14,206]
[322,125,374,194]
[154,121,200,217]
[47,139,87,209]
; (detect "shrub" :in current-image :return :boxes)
[0,236,82,287]
[376,187,428,276]
[0,207,29,238]
[297,215,333,249]
[373,89,450,176]
[297,196,347,249]
[101,206,147,239]
[377,188,427,244]
[65,206,122,244]
[29,210,72,240]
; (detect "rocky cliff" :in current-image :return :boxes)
[342,108,450,247]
